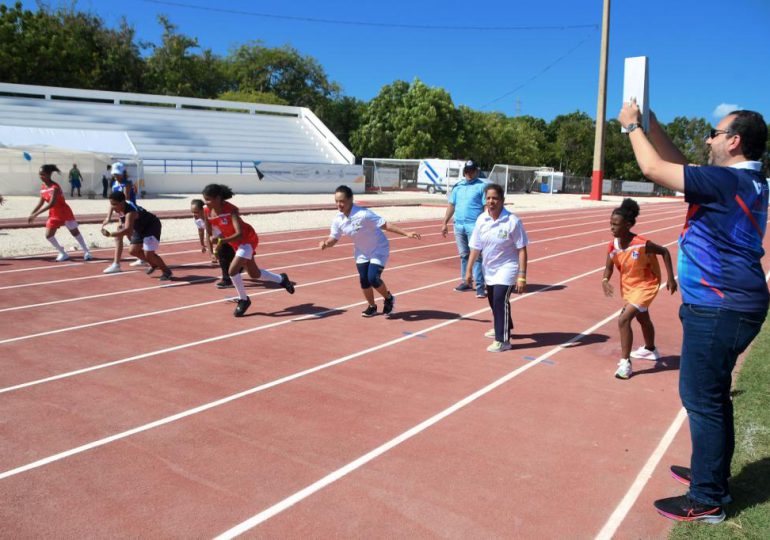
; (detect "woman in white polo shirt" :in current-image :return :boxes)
[465,183,529,352]
[320,185,421,317]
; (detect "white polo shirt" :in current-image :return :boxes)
[330,204,390,266]
[469,207,528,285]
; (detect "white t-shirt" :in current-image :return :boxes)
[330,204,389,266]
[195,216,221,237]
[469,208,528,285]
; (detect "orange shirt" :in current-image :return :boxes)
[40,182,75,222]
[608,234,661,308]
[204,202,258,250]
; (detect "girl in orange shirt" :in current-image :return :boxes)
[602,199,677,379]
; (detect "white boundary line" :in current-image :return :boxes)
[214,306,627,538]
[0,265,605,480]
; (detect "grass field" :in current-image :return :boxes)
[670,311,770,539]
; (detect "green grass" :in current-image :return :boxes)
[670,312,770,539]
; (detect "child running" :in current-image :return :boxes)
[27,164,93,262]
[319,184,421,317]
[201,184,295,317]
[102,191,172,280]
[191,198,234,289]
[602,198,677,379]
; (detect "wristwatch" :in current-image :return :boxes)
[625,122,641,133]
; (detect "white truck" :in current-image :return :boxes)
[416,159,468,194]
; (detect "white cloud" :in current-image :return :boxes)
[712,103,740,118]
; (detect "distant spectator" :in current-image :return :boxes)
[101,164,110,198]
[68,163,83,197]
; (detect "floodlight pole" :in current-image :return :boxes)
[589,0,611,201]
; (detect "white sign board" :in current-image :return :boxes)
[622,56,649,132]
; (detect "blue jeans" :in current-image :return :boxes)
[454,221,483,293]
[678,303,766,506]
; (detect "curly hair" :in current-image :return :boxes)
[612,198,640,226]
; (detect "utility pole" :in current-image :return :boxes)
[589,0,610,201]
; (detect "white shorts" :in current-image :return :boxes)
[142,236,160,252]
[65,220,79,231]
[235,244,254,259]
[629,303,648,313]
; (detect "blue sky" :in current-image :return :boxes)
[20,0,770,123]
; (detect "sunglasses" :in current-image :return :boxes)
[709,128,732,139]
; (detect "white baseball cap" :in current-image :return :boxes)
[111,162,126,176]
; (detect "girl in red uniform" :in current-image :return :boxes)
[28,164,93,262]
[201,184,295,317]
[602,199,677,379]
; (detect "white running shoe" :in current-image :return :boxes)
[487,341,512,353]
[129,259,148,267]
[630,346,661,361]
[55,252,70,262]
[615,358,632,379]
[103,262,122,274]
[83,252,94,261]
[484,329,496,338]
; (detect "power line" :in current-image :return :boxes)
[479,29,598,109]
[143,0,599,32]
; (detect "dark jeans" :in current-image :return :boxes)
[678,303,766,506]
[486,283,515,342]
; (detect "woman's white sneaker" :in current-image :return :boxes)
[615,358,632,379]
[103,262,122,274]
[630,346,661,360]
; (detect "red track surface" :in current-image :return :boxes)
[1,201,765,538]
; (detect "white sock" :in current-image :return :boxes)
[231,273,248,300]
[74,233,90,253]
[260,269,282,283]
[47,237,64,253]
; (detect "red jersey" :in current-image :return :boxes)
[40,182,75,222]
[204,201,258,250]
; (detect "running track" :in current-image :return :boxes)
[1,201,767,538]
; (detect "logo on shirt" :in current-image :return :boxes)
[631,251,639,259]
[221,217,229,225]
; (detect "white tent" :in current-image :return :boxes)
[0,125,139,196]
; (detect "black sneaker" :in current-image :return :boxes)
[216,279,233,289]
[361,304,377,317]
[280,273,295,294]
[145,265,158,275]
[234,297,252,317]
[454,283,473,292]
[671,465,691,486]
[383,293,395,315]
[159,270,173,281]
[653,495,725,523]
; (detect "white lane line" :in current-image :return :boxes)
[214,306,627,538]
[0,255,456,346]
[0,205,680,273]
[596,269,770,538]
[0,223,683,341]
[0,265,604,480]
[595,409,688,540]
[215,271,677,537]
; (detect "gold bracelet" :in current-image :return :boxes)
[517,277,527,282]
[602,277,609,282]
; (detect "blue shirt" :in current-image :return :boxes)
[111,178,136,205]
[679,161,769,312]
[448,178,486,225]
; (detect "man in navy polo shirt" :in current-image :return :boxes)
[619,103,768,523]
[441,159,487,297]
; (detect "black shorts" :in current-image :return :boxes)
[129,220,162,244]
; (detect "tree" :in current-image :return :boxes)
[548,111,595,176]
[0,2,144,91]
[226,42,339,109]
[604,119,642,180]
[218,89,288,106]
[391,79,460,159]
[316,96,366,151]
[350,80,410,158]
[664,116,711,165]
[143,16,227,98]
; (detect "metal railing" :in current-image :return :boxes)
[143,159,257,175]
